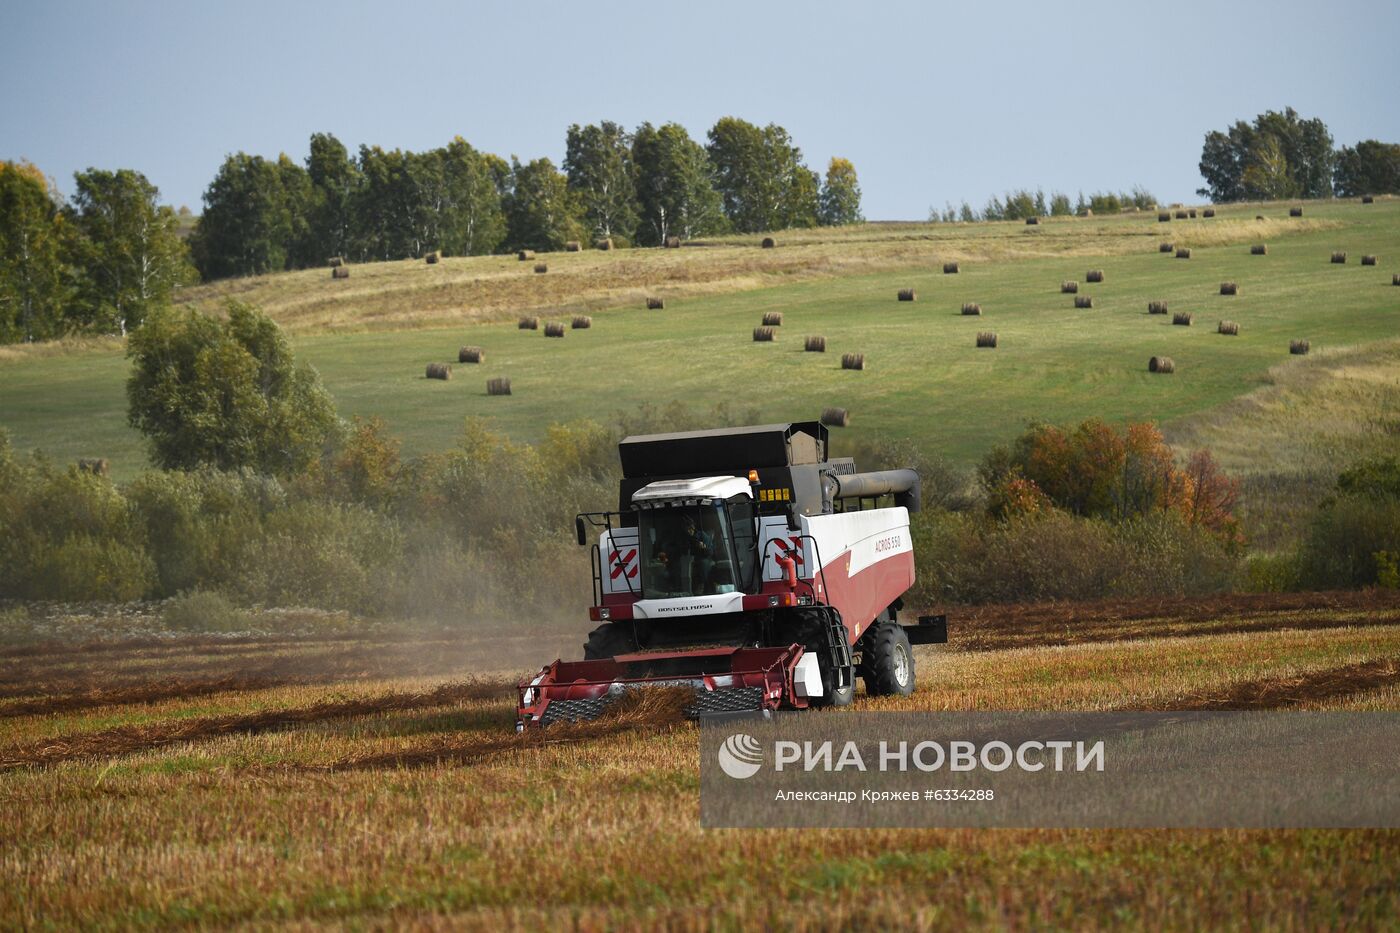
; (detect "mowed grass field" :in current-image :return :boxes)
[4,592,1400,928]
[1,199,1397,482]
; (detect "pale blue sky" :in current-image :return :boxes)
[4,0,1398,219]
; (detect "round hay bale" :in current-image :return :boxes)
[1148,300,1169,315]
[1331,251,1347,264]
[762,311,784,326]
[1176,248,1192,259]
[1290,339,1310,355]
[1086,269,1104,283]
[1025,216,1040,225]
[760,236,776,248]
[1158,212,1171,222]
[534,263,548,274]
[943,262,959,274]
[425,363,451,380]
[976,331,998,348]
[1172,312,1193,326]
[1220,282,1238,296]
[1393,274,1400,286]
[328,256,344,267]
[1203,208,1216,218]
[76,458,110,476]
[897,288,916,301]
[1188,209,1197,218]
[1251,244,1268,255]
[1061,281,1079,293]
[1149,356,1175,374]
[1174,210,1188,220]
[571,315,592,329]
[820,407,850,428]
[487,376,512,396]
[517,249,536,261]
[1159,242,1175,253]
[458,346,484,363]
[1256,215,1265,221]
[664,236,682,249]
[331,266,350,279]
[544,322,566,338]
[961,302,982,316]
[425,252,440,264]
[596,238,614,251]
[805,335,827,352]
[646,296,664,310]
[518,316,539,330]
[1362,195,1375,204]
[564,240,582,252]
[1074,296,1094,309]
[1361,255,1377,266]
[841,352,865,371]
[1289,207,1303,217]
[753,326,775,342]
[1218,321,1239,336]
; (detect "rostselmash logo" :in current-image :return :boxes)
[717,733,764,779]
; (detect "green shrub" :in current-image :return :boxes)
[1298,498,1400,589]
[161,589,248,632]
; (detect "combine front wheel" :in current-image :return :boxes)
[583,621,637,660]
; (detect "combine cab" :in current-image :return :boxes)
[517,421,946,728]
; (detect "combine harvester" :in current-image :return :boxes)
[517,421,946,728]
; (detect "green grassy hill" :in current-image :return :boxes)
[2,199,1396,495]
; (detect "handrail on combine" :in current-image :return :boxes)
[577,511,638,597]
[760,533,830,606]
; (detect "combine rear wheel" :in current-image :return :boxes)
[859,622,915,697]
[583,621,637,660]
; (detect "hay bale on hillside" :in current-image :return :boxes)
[544,322,566,338]
[976,331,998,348]
[841,353,865,370]
[1148,300,1169,315]
[1061,281,1079,293]
[1290,339,1310,355]
[571,315,592,329]
[518,316,539,330]
[425,252,439,264]
[458,346,484,363]
[1172,312,1193,326]
[646,296,664,310]
[487,377,512,396]
[1220,282,1238,295]
[760,236,776,248]
[1331,251,1347,264]
[1393,274,1400,286]
[1086,269,1104,282]
[805,335,826,352]
[762,311,784,326]
[1362,195,1375,204]
[1256,215,1265,221]
[753,326,775,342]
[596,239,614,251]
[665,236,682,249]
[961,302,982,316]
[1188,209,1197,218]
[1176,248,1192,259]
[332,266,350,279]
[1218,321,1240,336]
[565,241,582,252]
[897,288,916,301]
[1251,244,1268,255]
[820,407,850,428]
[1149,356,1175,374]
[1025,216,1040,225]
[1159,242,1175,253]
[425,363,451,380]
[1203,208,1216,218]
[77,458,110,476]
[1174,210,1188,219]
[1075,296,1094,309]
[1361,255,1377,266]
[1158,212,1171,222]
[943,262,959,274]
[517,250,535,261]
[534,263,548,274]
[328,256,344,267]
[1290,207,1303,217]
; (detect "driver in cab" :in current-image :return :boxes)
[657,514,716,594]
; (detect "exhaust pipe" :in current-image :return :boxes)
[829,469,921,512]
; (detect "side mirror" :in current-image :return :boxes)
[575,516,588,546]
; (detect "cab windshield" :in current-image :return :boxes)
[638,504,736,598]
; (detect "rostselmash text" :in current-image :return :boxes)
[772,740,1105,772]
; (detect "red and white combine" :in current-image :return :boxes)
[517,421,946,728]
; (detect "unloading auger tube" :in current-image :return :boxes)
[516,421,947,729]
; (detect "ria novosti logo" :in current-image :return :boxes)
[717,733,764,779]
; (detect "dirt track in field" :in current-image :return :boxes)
[1146,658,1400,712]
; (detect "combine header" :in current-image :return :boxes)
[517,421,945,728]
